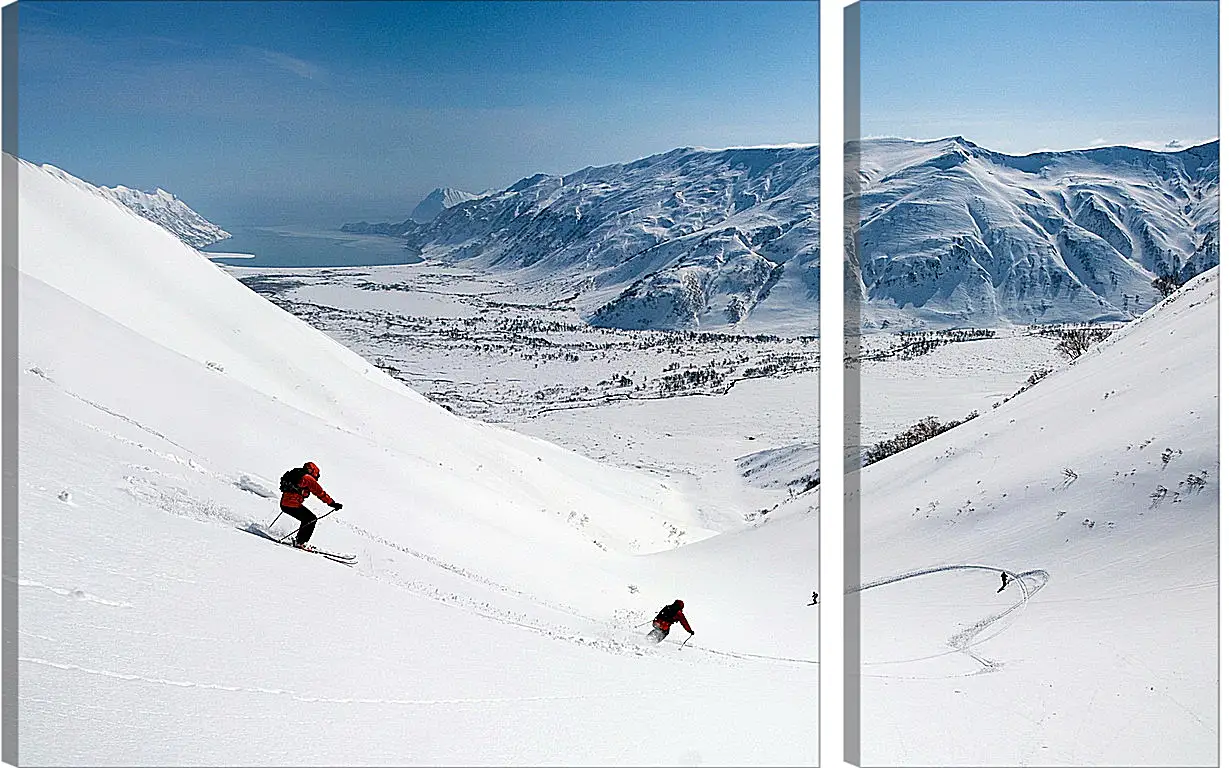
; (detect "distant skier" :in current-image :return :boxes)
[646,599,693,644]
[997,571,1010,593]
[278,461,343,549]
[808,591,818,606]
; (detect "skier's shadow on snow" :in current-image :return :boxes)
[237,522,290,544]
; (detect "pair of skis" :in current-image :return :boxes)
[244,524,356,566]
[285,540,357,566]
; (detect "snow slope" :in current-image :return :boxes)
[345,145,819,335]
[854,266,1218,764]
[847,137,1218,329]
[16,156,817,765]
[38,163,231,248]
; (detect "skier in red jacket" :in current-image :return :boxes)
[279,462,342,548]
[646,599,693,644]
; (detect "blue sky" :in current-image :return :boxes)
[18,1,819,225]
[857,0,1218,154]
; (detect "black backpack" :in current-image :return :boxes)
[279,467,309,494]
[655,603,680,624]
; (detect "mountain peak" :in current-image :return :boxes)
[410,186,480,223]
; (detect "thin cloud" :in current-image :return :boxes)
[1119,137,1219,152]
[859,134,948,142]
[248,47,325,80]
[856,134,973,145]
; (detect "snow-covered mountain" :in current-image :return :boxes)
[38,163,231,248]
[15,155,817,765]
[856,265,1218,763]
[847,137,1218,329]
[346,145,819,335]
[410,186,481,223]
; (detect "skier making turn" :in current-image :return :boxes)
[647,599,693,644]
[997,571,1010,593]
[278,461,343,549]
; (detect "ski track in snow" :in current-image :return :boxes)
[299,522,816,667]
[27,367,271,518]
[241,516,816,669]
[25,278,819,697]
[675,643,819,666]
[28,366,192,453]
[82,420,207,475]
[19,657,646,707]
[257,509,817,670]
[34,369,812,674]
[850,564,1050,675]
[30,364,624,660]
[16,579,133,608]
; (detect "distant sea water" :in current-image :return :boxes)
[201,224,423,268]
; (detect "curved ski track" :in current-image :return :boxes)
[848,564,1050,676]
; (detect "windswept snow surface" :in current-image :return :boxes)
[856,268,1218,765]
[16,157,818,766]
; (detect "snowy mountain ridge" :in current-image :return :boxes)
[847,137,1218,329]
[38,163,231,248]
[345,145,819,335]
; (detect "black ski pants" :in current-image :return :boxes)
[281,505,317,546]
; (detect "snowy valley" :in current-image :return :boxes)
[15,156,818,765]
[223,260,819,531]
[234,146,822,530]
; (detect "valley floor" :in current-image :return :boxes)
[226,260,820,530]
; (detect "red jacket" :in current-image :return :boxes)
[280,474,335,509]
[654,611,692,633]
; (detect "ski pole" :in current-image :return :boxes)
[276,508,337,543]
[678,633,693,650]
[268,510,284,529]
[277,506,339,543]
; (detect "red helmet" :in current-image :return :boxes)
[303,461,320,479]
[674,599,684,609]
